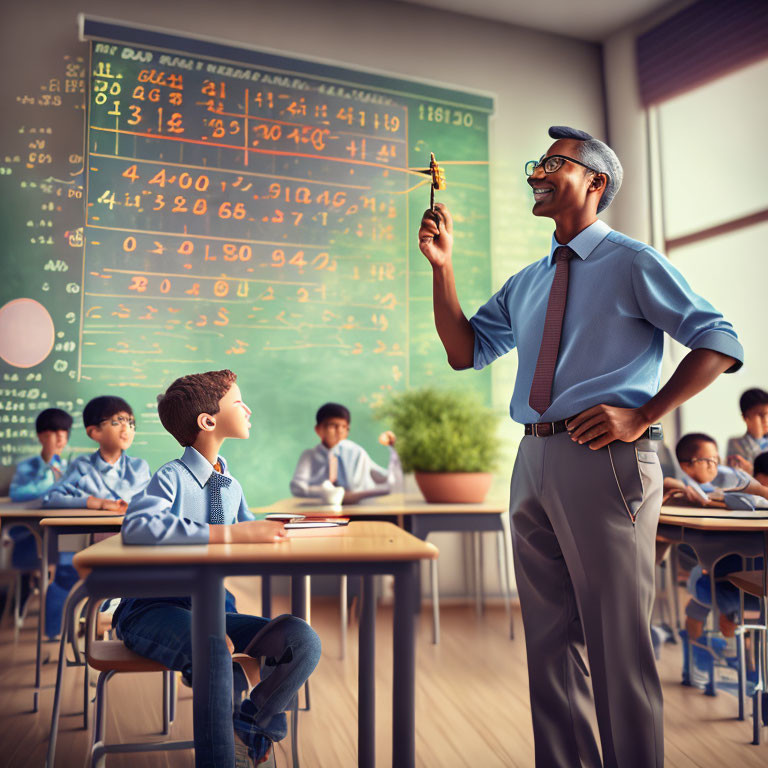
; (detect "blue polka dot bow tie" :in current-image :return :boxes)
[208,471,233,525]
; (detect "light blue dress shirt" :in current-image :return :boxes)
[726,433,768,465]
[42,450,150,508]
[682,464,768,509]
[121,445,254,545]
[10,454,67,502]
[290,439,403,497]
[470,220,744,424]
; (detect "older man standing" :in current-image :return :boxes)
[418,126,743,768]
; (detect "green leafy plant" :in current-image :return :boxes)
[376,387,500,473]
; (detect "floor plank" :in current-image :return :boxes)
[0,579,765,767]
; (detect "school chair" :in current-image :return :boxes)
[728,569,767,745]
[46,581,184,768]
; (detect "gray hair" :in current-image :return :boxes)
[548,126,623,213]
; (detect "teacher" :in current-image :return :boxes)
[418,126,743,768]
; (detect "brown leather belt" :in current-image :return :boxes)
[524,419,663,440]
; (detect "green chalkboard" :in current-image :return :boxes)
[0,18,493,505]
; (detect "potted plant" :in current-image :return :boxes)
[376,387,500,503]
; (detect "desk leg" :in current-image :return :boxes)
[359,574,375,768]
[291,575,307,621]
[670,544,681,634]
[393,562,417,768]
[261,575,272,619]
[34,526,51,713]
[191,573,230,768]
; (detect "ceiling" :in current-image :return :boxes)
[395,0,681,42]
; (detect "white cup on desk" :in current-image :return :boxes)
[320,480,345,511]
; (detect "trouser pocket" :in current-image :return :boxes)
[607,441,648,523]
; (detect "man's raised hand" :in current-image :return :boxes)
[418,203,453,268]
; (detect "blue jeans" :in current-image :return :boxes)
[114,596,321,765]
[685,555,764,622]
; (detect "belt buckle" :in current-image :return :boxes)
[534,422,552,437]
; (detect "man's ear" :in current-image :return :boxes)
[197,412,216,432]
[590,173,606,192]
[85,425,99,441]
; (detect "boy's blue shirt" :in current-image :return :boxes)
[10,454,67,502]
[42,450,150,508]
[122,445,254,545]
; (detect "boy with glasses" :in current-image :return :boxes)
[38,396,150,636]
[670,433,768,678]
[42,395,150,510]
[290,402,402,503]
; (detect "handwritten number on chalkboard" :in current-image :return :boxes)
[271,250,285,268]
[122,165,139,183]
[123,236,136,252]
[185,283,200,296]
[297,288,309,303]
[129,276,148,293]
[218,202,246,220]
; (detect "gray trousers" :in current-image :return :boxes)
[510,432,664,768]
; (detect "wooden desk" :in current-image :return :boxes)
[657,506,768,714]
[0,503,125,712]
[36,516,124,716]
[66,521,437,768]
[264,494,511,622]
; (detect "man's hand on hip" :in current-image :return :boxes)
[566,405,651,450]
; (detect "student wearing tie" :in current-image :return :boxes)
[117,370,321,767]
[290,402,403,502]
[417,126,743,768]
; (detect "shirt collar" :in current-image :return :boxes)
[548,219,612,264]
[92,450,124,473]
[180,445,227,487]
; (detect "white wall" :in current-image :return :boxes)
[3,0,605,597]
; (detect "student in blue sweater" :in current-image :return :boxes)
[116,370,321,767]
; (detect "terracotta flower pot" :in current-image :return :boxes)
[414,471,493,503]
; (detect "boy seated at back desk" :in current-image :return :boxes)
[290,401,403,503]
[39,396,150,637]
[665,434,767,670]
[726,387,768,474]
[117,369,321,767]
[42,395,150,511]
[7,407,73,620]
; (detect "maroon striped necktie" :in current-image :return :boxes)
[529,246,575,416]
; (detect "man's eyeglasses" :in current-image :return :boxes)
[101,416,136,430]
[525,154,598,177]
[683,456,719,467]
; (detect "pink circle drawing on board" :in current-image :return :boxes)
[0,298,56,368]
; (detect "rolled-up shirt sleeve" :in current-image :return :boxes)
[631,248,744,372]
[469,279,516,370]
[121,467,209,545]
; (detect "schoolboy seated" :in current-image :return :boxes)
[42,395,150,510]
[726,387,768,474]
[117,370,321,766]
[6,408,73,616]
[662,432,768,509]
[668,434,766,655]
[290,402,403,502]
[754,451,768,486]
[10,407,72,502]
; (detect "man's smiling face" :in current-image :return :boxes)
[528,138,597,219]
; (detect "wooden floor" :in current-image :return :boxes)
[0,578,766,768]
